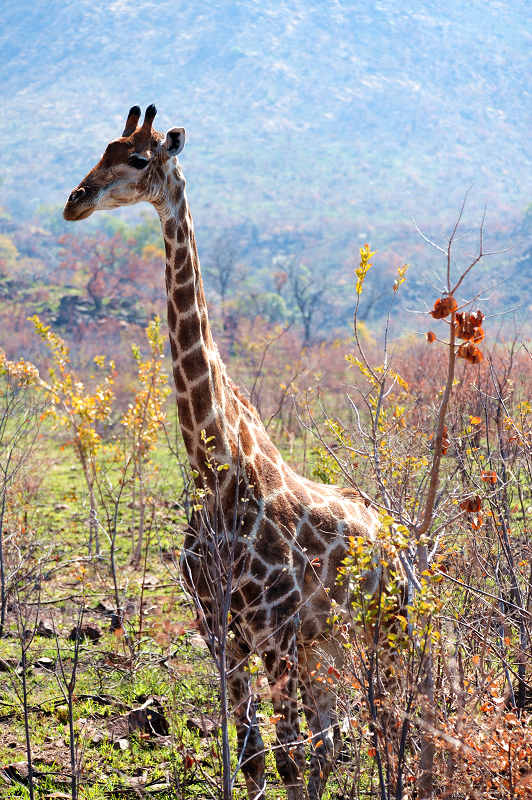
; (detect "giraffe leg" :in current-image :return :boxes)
[298,644,341,800]
[264,632,305,800]
[227,647,266,800]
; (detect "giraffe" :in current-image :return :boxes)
[64,105,383,800]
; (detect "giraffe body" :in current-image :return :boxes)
[64,106,381,799]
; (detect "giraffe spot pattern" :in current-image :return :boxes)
[177,312,201,352]
[190,377,212,425]
[255,520,289,563]
[250,557,268,581]
[107,154,388,797]
[239,420,254,456]
[181,348,209,383]
[177,397,194,432]
[265,569,294,604]
[167,299,177,331]
[165,218,176,239]
[241,580,262,607]
[173,246,189,272]
[169,335,178,362]
[174,280,196,313]
[254,456,284,493]
[172,364,186,393]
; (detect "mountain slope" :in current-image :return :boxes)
[1,0,530,235]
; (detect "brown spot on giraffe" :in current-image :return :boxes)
[241,580,262,607]
[299,522,325,554]
[190,376,211,424]
[239,419,254,457]
[254,455,284,493]
[250,557,268,581]
[248,607,267,630]
[173,246,189,272]
[255,519,289,563]
[172,364,186,393]
[167,299,177,331]
[265,568,294,604]
[177,311,201,352]
[165,218,176,239]
[173,278,196,313]
[266,493,293,520]
[169,335,178,363]
[63,104,390,800]
[180,347,209,383]
[181,430,194,455]
[177,397,194,433]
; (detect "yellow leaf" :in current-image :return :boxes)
[393,263,408,293]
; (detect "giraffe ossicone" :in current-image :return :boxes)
[64,104,386,800]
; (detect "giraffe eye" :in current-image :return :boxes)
[127,154,150,170]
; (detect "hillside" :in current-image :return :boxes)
[1,1,530,225]
[0,0,531,322]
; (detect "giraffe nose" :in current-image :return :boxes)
[69,188,86,203]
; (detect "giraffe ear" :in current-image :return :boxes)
[165,128,185,156]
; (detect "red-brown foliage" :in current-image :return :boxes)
[430,295,458,319]
[454,310,485,343]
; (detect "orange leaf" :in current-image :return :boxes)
[183,754,195,770]
[457,341,483,364]
[430,296,457,319]
[454,310,484,342]
[460,496,482,513]
[469,415,482,425]
[471,513,483,530]
[481,470,497,484]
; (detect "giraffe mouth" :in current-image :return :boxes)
[63,204,95,221]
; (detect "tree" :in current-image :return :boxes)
[31,315,115,556]
[205,234,239,325]
[55,233,163,322]
[121,316,171,567]
[0,233,19,276]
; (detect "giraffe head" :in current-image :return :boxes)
[63,104,185,221]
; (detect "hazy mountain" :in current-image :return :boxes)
[0,0,531,319]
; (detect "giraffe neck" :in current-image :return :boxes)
[153,166,250,486]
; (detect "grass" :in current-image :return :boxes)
[0,416,307,799]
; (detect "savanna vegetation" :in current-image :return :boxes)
[0,205,530,800]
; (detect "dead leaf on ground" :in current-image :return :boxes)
[186,715,220,738]
[68,623,102,643]
[107,697,169,742]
